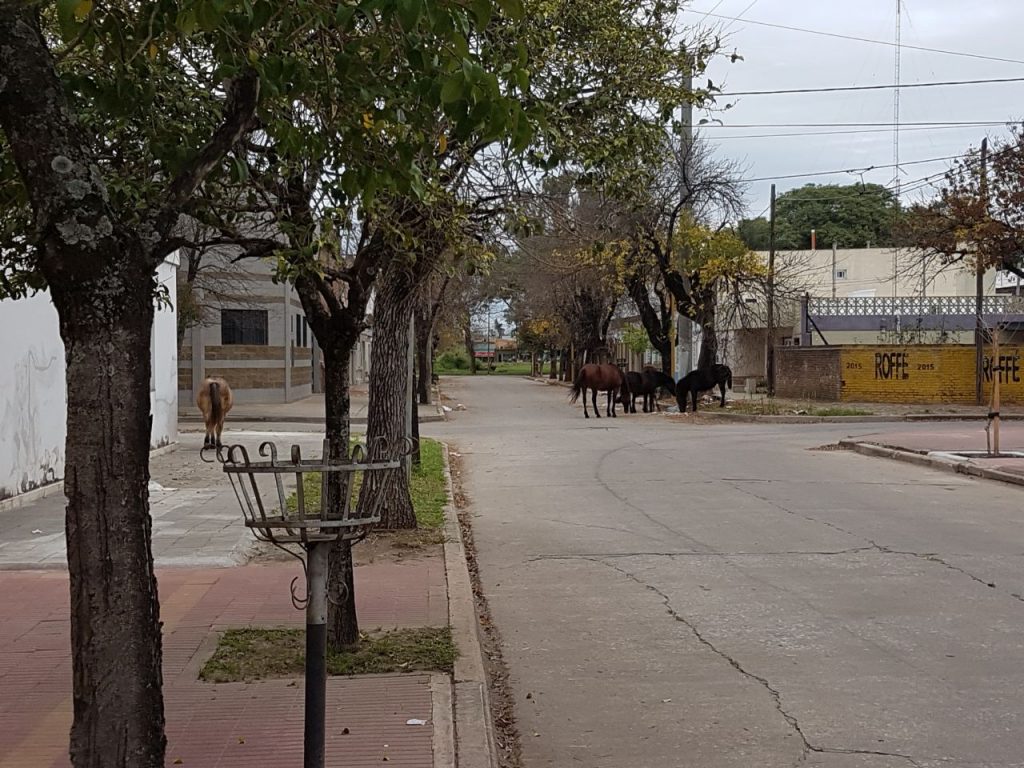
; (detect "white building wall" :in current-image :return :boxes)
[0,255,179,502]
[0,290,67,501]
[151,255,179,449]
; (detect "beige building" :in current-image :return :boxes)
[178,257,371,405]
[721,247,1003,384]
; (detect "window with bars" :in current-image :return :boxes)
[222,309,269,345]
[294,315,309,347]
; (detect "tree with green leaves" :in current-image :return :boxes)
[761,183,900,251]
[0,4,274,763]
[0,0,531,759]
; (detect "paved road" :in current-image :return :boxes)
[428,376,1024,768]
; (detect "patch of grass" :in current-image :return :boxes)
[284,438,447,530]
[410,439,446,529]
[808,406,873,417]
[200,626,457,682]
[436,361,533,376]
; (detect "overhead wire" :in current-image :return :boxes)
[684,9,1024,66]
[719,76,1024,97]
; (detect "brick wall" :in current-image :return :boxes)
[206,345,285,360]
[777,344,1024,404]
[205,367,286,389]
[839,345,1024,404]
[776,347,842,400]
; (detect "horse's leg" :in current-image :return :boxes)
[582,386,589,418]
[609,390,616,417]
[692,390,699,413]
[592,387,600,418]
[719,382,726,407]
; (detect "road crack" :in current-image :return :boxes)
[589,556,926,768]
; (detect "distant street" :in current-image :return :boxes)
[429,376,1024,768]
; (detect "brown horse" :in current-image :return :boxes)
[569,363,630,418]
[196,377,234,448]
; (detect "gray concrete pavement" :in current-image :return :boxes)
[0,429,330,568]
[425,376,1024,768]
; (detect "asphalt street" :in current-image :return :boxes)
[428,376,1024,768]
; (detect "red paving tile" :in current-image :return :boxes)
[0,557,447,768]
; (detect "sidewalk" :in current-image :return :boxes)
[0,561,448,767]
[842,422,1024,485]
[180,391,444,426]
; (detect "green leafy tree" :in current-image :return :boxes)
[773,183,900,250]
[735,216,771,249]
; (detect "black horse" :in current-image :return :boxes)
[622,369,677,413]
[675,364,732,413]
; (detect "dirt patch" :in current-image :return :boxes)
[248,530,444,566]
[448,449,522,768]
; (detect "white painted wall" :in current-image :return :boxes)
[0,255,179,502]
[151,255,179,449]
[0,290,67,501]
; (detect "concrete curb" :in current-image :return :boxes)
[440,443,499,768]
[0,443,180,515]
[840,440,1024,488]
[699,411,1024,425]
[431,673,456,768]
[178,415,445,425]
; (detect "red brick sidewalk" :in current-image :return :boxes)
[0,558,448,768]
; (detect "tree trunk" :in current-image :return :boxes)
[411,380,421,467]
[55,279,166,768]
[415,301,432,405]
[319,341,360,649]
[361,261,417,529]
[463,319,477,374]
[696,304,719,371]
[549,349,558,380]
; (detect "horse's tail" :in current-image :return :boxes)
[726,368,733,390]
[208,380,223,425]
[569,369,584,403]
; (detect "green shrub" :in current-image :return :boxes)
[436,351,469,370]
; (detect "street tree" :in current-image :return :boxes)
[0,4,295,763]
[744,183,900,251]
[902,127,1024,282]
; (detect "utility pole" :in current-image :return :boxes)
[831,242,837,299]
[976,137,988,405]
[766,183,777,397]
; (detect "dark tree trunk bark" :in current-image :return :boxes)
[319,341,359,649]
[415,301,432,405]
[54,276,166,768]
[549,350,558,380]
[361,260,417,530]
[462,320,477,374]
[411,380,421,467]
[696,303,719,371]
[626,272,672,374]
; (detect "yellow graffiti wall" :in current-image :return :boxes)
[838,345,1024,404]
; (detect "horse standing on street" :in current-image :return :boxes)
[570,364,630,418]
[622,369,677,413]
[197,376,234,448]
[675,364,732,413]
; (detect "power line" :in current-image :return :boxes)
[706,125,1004,140]
[697,120,1011,129]
[741,152,961,183]
[720,76,1024,97]
[685,10,1024,67]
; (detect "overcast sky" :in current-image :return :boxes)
[685,0,1024,218]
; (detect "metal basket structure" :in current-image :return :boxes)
[219,438,410,550]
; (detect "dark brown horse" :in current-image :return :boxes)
[621,368,677,413]
[570,363,630,418]
[675,364,732,413]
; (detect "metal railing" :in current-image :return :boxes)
[807,295,1024,317]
